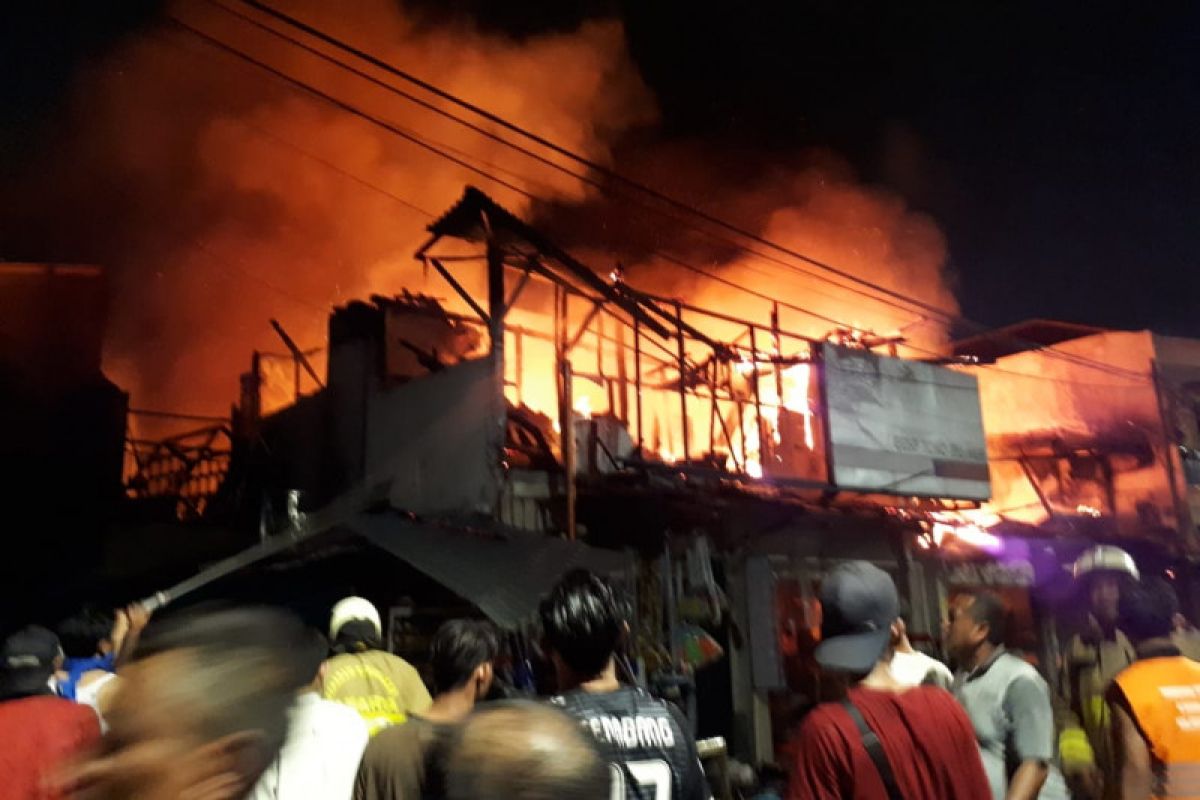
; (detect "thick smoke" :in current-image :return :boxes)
[4,0,958,432]
[551,144,958,354]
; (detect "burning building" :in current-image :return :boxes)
[956,321,1200,578]
[118,186,1001,764]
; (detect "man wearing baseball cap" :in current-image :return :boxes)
[788,561,989,800]
[0,625,100,798]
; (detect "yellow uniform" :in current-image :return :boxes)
[322,650,432,736]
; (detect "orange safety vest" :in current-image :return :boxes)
[1114,656,1200,799]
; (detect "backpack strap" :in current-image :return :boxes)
[841,699,906,800]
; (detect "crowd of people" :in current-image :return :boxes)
[3,548,1200,800]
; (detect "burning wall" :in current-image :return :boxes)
[969,330,1192,548]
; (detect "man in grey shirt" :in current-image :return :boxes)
[946,590,1068,800]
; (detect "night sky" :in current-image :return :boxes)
[4,1,1198,337]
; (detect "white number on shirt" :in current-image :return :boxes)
[610,759,672,800]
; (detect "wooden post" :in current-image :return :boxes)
[675,301,690,463]
[487,244,506,514]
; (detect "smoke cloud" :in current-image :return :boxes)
[2,0,958,431]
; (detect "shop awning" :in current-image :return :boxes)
[348,512,632,628]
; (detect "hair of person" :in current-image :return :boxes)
[131,605,310,768]
[431,619,500,694]
[297,628,330,686]
[331,619,382,654]
[963,591,1007,646]
[538,569,626,678]
[56,609,114,659]
[1120,577,1179,643]
[444,700,609,800]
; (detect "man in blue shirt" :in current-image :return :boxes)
[55,608,125,701]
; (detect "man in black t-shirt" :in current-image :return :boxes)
[541,569,711,800]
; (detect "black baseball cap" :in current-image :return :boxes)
[0,625,62,698]
[814,561,899,674]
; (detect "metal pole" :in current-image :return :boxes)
[675,301,690,462]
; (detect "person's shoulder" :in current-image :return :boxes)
[314,695,370,727]
[363,717,425,752]
[370,650,422,676]
[10,694,93,719]
[997,652,1049,686]
[797,700,850,733]
[793,701,852,754]
[893,684,970,715]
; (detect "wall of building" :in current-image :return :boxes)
[1151,334,1200,547]
[971,330,1190,551]
[368,355,501,517]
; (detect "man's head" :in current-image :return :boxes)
[539,569,626,687]
[63,606,308,800]
[329,596,382,653]
[0,625,62,700]
[814,561,900,676]
[444,701,608,800]
[431,619,499,699]
[1073,545,1139,626]
[57,610,115,659]
[1120,577,1179,646]
[1089,575,1123,626]
[945,591,1007,662]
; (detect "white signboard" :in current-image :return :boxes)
[823,343,991,500]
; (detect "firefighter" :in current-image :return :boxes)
[1055,545,1139,799]
[1108,577,1200,799]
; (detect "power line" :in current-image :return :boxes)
[166,16,537,204]
[201,0,936,324]
[221,0,1152,384]
[168,10,1150,390]
[234,0,954,319]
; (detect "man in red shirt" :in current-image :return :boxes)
[788,562,990,800]
[0,625,100,800]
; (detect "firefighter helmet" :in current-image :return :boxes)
[329,596,382,641]
[1071,545,1139,582]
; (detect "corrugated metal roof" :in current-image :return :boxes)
[348,512,632,628]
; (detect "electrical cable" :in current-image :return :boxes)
[166,14,1152,390]
[230,0,1155,383]
[166,16,537,203]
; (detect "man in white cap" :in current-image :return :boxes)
[321,596,431,735]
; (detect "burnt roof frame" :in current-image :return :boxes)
[418,186,671,339]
